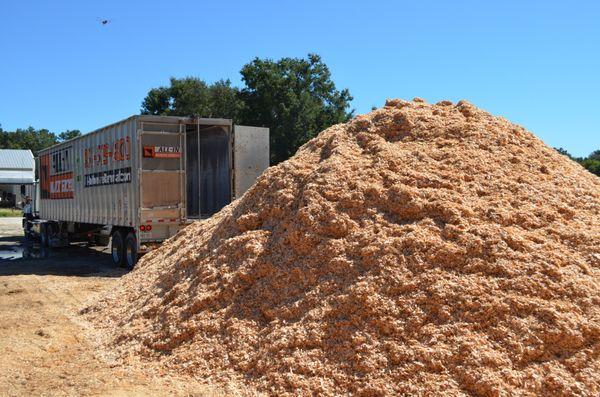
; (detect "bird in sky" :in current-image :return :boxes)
[97,18,110,25]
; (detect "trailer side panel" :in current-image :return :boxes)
[38,117,139,227]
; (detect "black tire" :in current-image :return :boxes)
[124,232,137,270]
[23,218,32,240]
[111,230,125,267]
[40,223,49,247]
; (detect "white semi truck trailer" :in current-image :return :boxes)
[27,115,269,268]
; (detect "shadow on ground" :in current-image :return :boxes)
[0,237,127,278]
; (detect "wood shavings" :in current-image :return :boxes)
[85,99,600,396]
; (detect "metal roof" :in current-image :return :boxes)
[0,149,34,170]
[0,150,35,184]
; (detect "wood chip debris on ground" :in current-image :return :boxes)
[85,99,600,396]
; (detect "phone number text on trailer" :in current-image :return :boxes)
[85,167,132,188]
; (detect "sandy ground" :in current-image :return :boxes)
[0,218,222,397]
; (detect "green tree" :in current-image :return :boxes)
[141,77,243,119]
[0,127,58,154]
[555,147,572,158]
[240,54,353,164]
[209,80,244,121]
[555,147,600,177]
[141,87,171,115]
[168,77,211,116]
[0,126,82,153]
[140,54,353,164]
[580,158,600,176]
[58,129,81,142]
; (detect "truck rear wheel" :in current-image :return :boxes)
[124,232,137,270]
[111,230,125,267]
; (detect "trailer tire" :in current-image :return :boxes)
[124,232,137,270]
[40,223,49,247]
[111,230,125,267]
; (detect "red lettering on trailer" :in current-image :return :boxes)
[84,138,131,169]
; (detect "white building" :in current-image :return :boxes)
[0,149,35,208]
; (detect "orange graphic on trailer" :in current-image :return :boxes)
[143,145,181,158]
[143,146,155,158]
[40,153,51,199]
[49,172,74,199]
[40,153,75,199]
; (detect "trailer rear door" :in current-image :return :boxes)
[138,123,185,224]
[233,125,269,198]
[185,125,232,218]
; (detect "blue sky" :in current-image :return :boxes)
[1,0,598,156]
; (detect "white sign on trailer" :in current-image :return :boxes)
[84,167,132,188]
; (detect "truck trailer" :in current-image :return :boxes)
[28,115,269,268]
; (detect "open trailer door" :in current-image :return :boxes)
[185,123,233,219]
[233,125,269,199]
[138,122,185,240]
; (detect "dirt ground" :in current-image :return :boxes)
[0,218,222,397]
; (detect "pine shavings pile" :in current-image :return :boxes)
[86,99,600,396]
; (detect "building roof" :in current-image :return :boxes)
[0,149,34,170]
[0,150,35,184]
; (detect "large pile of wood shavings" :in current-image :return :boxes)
[86,99,600,396]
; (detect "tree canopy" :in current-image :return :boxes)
[58,129,82,142]
[140,54,353,164]
[588,150,600,161]
[239,54,353,164]
[0,125,80,154]
[555,147,600,176]
[141,78,243,120]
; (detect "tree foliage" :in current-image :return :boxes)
[589,150,600,161]
[239,54,353,164]
[579,158,600,176]
[140,54,353,164]
[555,147,600,176]
[0,126,58,153]
[0,125,81,154]
[141,77,243,120]
[58,129,82,142]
